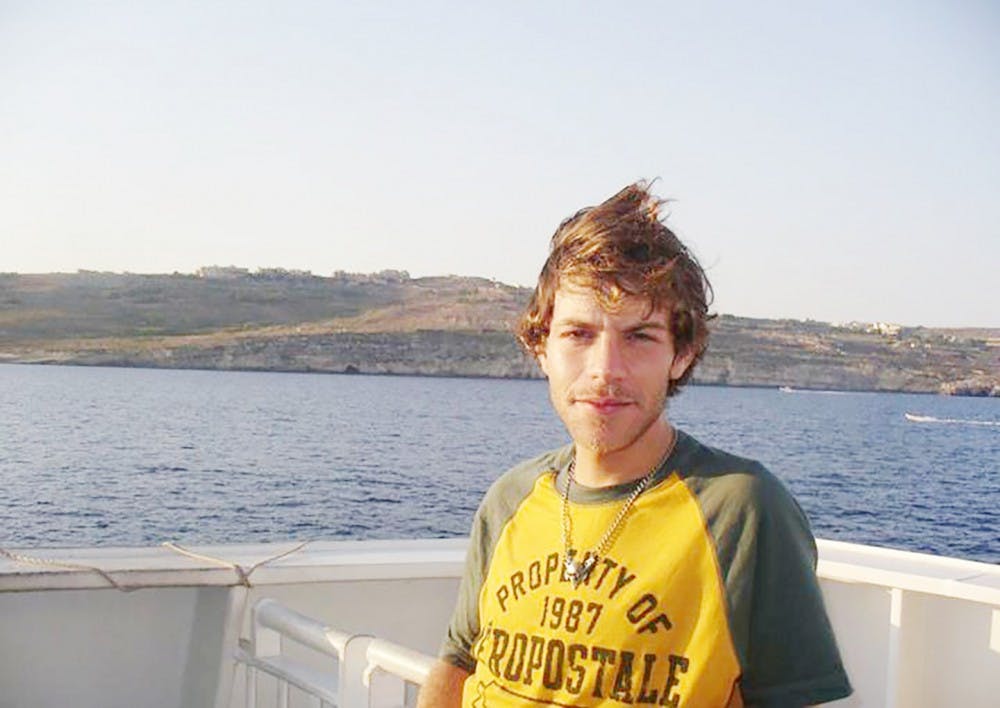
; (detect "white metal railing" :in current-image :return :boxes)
[364,638,436,707]
[814,539,1000,708]
[235,598,435,708]
[1,538,996,707]
[236,598,351,707]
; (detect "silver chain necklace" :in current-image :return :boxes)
[561,429,677,588]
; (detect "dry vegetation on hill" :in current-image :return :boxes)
[1,271,997,395]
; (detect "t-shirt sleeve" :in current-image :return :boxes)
[735,470,852,706]
[439,507,488,672]
[686,453,852,707]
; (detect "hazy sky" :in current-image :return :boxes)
[2,1,997,327]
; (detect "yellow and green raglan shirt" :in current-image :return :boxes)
[441,430,851,707]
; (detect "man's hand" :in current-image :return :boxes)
[417,660,470,708]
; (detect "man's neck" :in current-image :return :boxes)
[572,421,675,488]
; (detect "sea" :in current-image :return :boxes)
[2,364,997,564]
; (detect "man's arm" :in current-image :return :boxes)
[417,659,470,708]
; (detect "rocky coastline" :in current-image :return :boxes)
[1,271,997,396]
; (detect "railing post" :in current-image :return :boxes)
[884,587,904,708]
[340,634,374,708]
[364,638,435,708]
[253,598,285,658]
[208,586,251,708]
[245,664,256,708]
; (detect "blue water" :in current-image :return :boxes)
[1,364,997,563]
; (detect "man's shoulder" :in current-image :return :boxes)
[674,431,818,574]
[479,444,572,513]
[674,431,798,516]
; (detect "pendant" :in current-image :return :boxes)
[564,552,596,588]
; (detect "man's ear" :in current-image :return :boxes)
[535,346,549,378]
[669,346,697,382]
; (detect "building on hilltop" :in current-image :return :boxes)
[196,266,250,279]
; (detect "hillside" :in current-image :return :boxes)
[1,270,997,395]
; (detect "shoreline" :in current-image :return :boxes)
[2,359,993,398]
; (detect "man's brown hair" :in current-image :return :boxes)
[516,181,714,396]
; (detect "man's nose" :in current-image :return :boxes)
[587,333,626,381]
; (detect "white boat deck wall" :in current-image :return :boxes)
[0,539,465,708]
[1,538,997,708]
[1,585,194,708]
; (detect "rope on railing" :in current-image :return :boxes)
[0,540,311,591]
[162,540,310,587]
[0,547,136,591]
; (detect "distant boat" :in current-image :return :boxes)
[778,386,849,395]
[905,412,1000,427]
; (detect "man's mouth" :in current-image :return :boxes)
[575,397,633,413]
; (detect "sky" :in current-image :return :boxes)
[1,1,997,327]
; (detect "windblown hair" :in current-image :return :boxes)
[516,181,714,396]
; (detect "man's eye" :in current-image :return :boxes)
[563,329,590,340]
[628,331,657,342]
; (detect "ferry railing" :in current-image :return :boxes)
[236,598,355,708]
[236,598,435,708]
[231,542,1000,708]
[364,637,436,707]
[815,539,1000,708]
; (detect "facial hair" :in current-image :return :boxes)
[568,378,671,456]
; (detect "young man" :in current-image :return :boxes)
[419,183,851,707]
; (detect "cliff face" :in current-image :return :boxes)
[1,272,997,395]
[697,317,997,393]
[14,330,540,379]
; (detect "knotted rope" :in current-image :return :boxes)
[0,540,311,591]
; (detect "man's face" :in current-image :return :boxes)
[537,284,694,458]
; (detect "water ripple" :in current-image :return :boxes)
[1,364,997,564]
